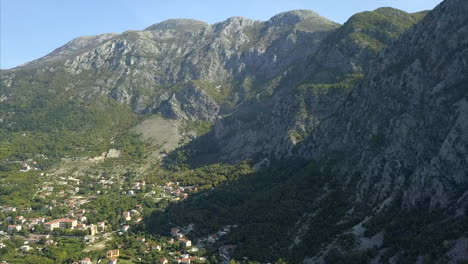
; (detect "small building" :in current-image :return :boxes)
[130,209,139,215]
[159,258,168,264]
[121,225,130,232]
[151,245,161,251]
[171,227,180,237]
[16,216,26,223]
[207,234,218,243]
[77,215,87,223]
[45,240,57,246]
[44,218,77,231]
[76,209,87,214]
[188,247,199,253]
[3,206,16,212]
[179,238,192,248]
[29,217,45,225]
[7,225,22,233]
[80,258,92,264]
[89,224,98,236]
[97,222,106,231]
[21,245,31,252]
[106,249,120,259]
[180,258,191,264]
[20,164,31,172]
[122,211,131,221]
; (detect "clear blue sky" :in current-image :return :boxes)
[1,0,443,69]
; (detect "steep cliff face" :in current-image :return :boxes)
[302,0,468,212]
[152,2,468,263]
[1,11,338,125]
[0,8,425,162]
[205,8,425,164]
[300,7,428,82]
[295,1,468,262]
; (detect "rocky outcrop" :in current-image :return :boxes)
[300,0,468,211]
[158,84,220,121]
[1,10,339,123]
[291,1,468,262]
[194,1,468,262]
[18,33,119,69]
[210,84,349,162]
[203,8,425,163]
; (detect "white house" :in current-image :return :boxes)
[7,225,22,232]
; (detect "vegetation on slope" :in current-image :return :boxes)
[0,68,139,170]
[333,8,428,52]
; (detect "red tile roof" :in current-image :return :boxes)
[45,218,76,224]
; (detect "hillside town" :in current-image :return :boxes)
[0,161,238,264]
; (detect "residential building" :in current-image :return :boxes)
[89,224,97,236]
[180,258,191,264]
[106,249,120,259]
[151,245,161,251]
[7,225,21,232]
[97,222,106,231]
[171,227,180,237]
[122,211,131,221]
[15,216,26,223]
[44,218,77,231]
[29,217,45,225]
[80,258,92,264]
[179,238,192,247]
[21,245,31,252]
[208,234,218,243]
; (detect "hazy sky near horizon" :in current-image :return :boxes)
[1,0,443,69]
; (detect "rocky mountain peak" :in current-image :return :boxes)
[144,18,210,31]
[212,16,258,32]
[223,16,254,24]
[267,9,338,30]
[15,33,118,70]
[57,34,118,51]
[269,9,321,23]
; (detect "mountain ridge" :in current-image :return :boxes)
[2,3,465,263]
[148,1,468,263]
[4,9,337,72]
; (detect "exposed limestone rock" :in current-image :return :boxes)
[105,149,121,158]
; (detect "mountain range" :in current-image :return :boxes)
[1,0,467,263]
